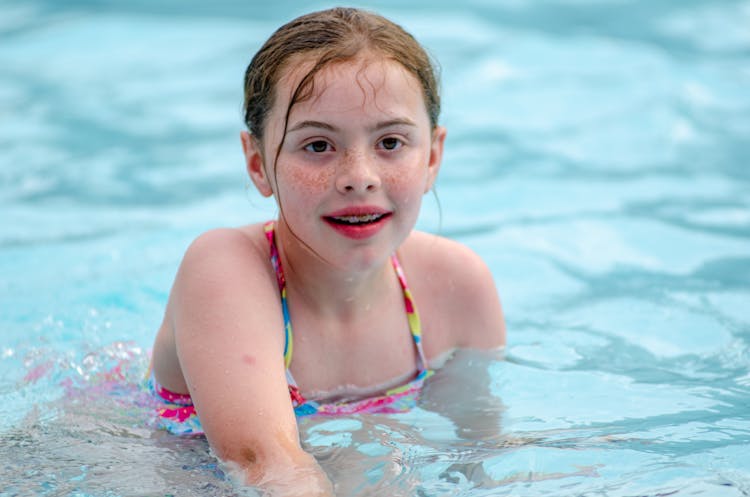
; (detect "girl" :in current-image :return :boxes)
[149,7,505,495]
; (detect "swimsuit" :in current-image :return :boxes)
[149,221,431,435]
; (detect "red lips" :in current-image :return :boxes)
[323,206,392,240]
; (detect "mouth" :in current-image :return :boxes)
[325,213,389,225]
[322,208,392,240]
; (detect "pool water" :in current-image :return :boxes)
[2,0,749,495]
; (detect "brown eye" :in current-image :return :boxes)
[305,140,330,153]
[380,137,402,150]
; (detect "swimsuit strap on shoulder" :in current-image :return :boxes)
[264,221,293,370]
[390,253,429,372]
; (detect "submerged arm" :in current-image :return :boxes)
[420,347,506,442]
[419,235,507,440]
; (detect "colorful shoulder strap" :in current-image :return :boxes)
[264,221,293,370]
[263,221,429,406]
[391,253,429,373]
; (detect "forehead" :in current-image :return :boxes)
[274,54,426,119]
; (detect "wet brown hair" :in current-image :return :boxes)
[242,7,441,149]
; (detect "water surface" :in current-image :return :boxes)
[1,0,749,495]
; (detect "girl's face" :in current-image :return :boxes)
[244,55,446,271]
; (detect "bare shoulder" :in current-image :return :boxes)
[399,231,506,350]
[180,224,268,274]
[174,223,278,292]
[168,223,282,342]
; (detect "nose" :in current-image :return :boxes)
[335,149,381,194]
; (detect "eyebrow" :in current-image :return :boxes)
[286,118,417,134]
[287,120,337,133]
[372,118,417,131]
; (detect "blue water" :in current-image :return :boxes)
[1,0,749,495]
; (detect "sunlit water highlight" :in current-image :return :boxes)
[1,0,749,495]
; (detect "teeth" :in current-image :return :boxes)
[332,214,383,224]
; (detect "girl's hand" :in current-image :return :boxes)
[224,449,335,496]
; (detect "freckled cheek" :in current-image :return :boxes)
[382,166,428,204]
[277,165,334,197]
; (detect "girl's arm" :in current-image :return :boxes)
[420,347,506,441]
[165,228,333,495]
[405,233,506,439]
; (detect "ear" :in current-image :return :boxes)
[424,126,446,193]
[240,131,274,197]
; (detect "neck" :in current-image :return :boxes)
[274,220,395,319]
